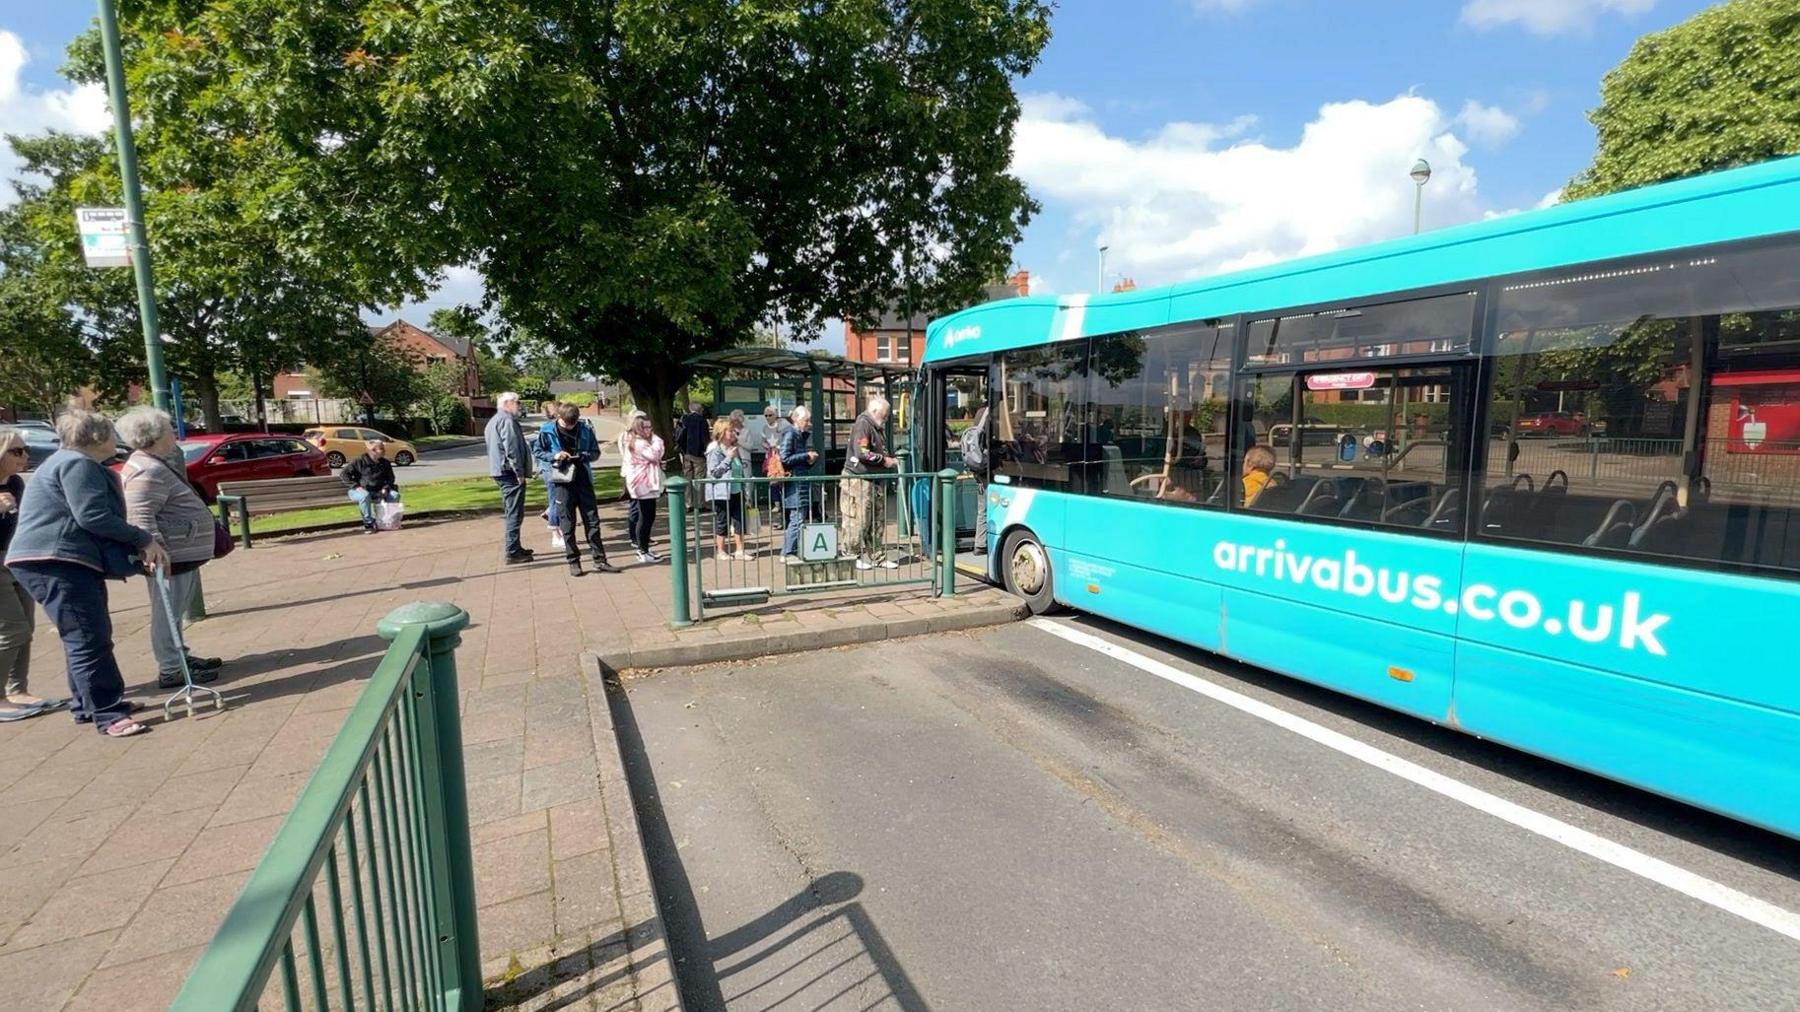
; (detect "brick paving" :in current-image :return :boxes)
[0,504,1017,1010]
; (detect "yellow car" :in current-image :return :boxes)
[302,426,419,468]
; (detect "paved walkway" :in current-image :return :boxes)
[0,506,1012,1009]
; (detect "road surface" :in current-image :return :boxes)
[614,617,1800,1011]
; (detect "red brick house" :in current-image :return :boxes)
[844,271,1032,368]
[273,319,483,399]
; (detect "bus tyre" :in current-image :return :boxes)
[1001,529,1058,615]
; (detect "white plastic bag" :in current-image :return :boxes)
[375,500,405,531]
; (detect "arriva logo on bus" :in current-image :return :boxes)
[1212,539,1673,656]
[942,325,982,348]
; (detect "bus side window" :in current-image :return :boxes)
[1477,240,1800,576]
[1240,365,1463,529]
[1083,324,1232,506]
[993,344,1086,490]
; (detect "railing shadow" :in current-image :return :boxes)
[609,674,928,1011]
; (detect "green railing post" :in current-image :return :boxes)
[666,476,693,627]
[376,602,480,1012]
[895,449,913,538]
[937,469,957,598]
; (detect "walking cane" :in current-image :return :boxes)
[154,570,225,720]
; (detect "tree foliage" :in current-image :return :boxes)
[310,334,426,421]
[1566,0,1800,200]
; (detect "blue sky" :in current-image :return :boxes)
[1,0,1720,349]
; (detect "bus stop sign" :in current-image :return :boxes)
[799,523,838,562]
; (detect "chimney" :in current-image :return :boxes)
[1111,277,1138,293]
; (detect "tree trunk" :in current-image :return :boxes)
[252,372,269,431]
[193,371,224,432]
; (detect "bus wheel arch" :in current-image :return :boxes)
[1000,527,1058,615]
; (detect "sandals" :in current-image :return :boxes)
[102,717,150,738]
[0,704,49,723]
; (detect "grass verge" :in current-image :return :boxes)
[243,471,625,535]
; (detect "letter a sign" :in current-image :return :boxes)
[800,523,838,562]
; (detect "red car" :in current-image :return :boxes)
[171,433,332,501]
[1514,411,1590,437]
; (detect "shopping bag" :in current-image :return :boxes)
[375,500,406,531]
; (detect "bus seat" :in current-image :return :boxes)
[1297,483,1341,517]
[1581,499,1638,548]
[1423,487,1463,530]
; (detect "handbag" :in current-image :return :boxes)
[213,520,236,559]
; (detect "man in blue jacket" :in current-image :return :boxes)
[534,404,618,576]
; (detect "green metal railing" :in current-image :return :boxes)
[171,602,481,1012]
[666,468,962,626]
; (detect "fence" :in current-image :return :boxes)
[169,603,481,1012]
[665,466,961,625]
[1502,436,1800,504]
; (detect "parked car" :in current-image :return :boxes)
[301,426,419,468]
[16,421,131,470]
[18,426,60,470]
[160,433,333,501]
[1515,411,1591,437]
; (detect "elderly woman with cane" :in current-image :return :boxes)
[4,409,167,737]
[117,407,223,689]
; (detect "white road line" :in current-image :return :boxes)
[1029,617,1800,945]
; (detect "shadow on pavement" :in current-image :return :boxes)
[610,683,929,1011]
[209,576,463,619]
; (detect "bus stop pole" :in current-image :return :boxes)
[97,0,171,413]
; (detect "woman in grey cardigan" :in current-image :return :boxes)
[117,408,222,688]
[4,409,167,737]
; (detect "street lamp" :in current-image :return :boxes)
[1097,244,1110,293]
[1410,158,1432,235]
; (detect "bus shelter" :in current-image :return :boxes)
[684,347,916,466]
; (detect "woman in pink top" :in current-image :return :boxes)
[619,411,667,564]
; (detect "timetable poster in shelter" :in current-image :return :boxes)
[1724,373,1800,455]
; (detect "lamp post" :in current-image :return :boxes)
[1410,158,1432,235]
[1097,244,1109,293]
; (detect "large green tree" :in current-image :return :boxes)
[1566,0,1800,200]
[0,11,458,426]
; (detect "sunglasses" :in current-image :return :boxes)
[3,447,25,457]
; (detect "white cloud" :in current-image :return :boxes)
[373,264,488,327]
[1012,91,1490,290]
[0,31,111,205]
[1455,100,1521,148]
[1460,0,1656,36]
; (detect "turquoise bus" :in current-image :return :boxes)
[915,155,1800,840]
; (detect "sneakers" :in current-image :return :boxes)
[735,550,755,561]
[854,558,874,571]
[879,559,900,570]
[504,552,533,565]
[854,557,898,572]
[158,666,218,689]
[186,654,223,671]
[362,520,377,534]
[567,560,585,578]
[591,557,621,574]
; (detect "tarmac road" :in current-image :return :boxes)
[615,616,1800,1011]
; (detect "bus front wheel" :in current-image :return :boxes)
[1001,529,1057,615]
